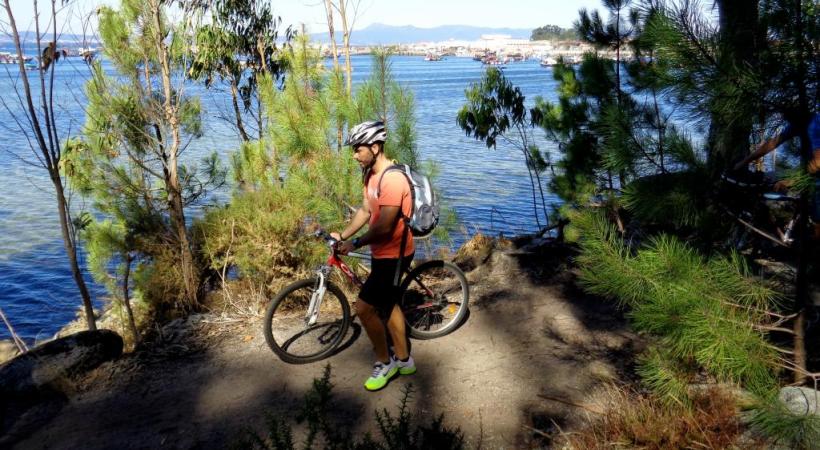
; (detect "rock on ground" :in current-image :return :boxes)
[779,386,820,416]
[0,330,123,447]
[0,329,123,397]
[0,339,20,365]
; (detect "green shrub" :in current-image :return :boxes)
[568,207,820,445]
[570,208,781,398]
[233,365,464,450]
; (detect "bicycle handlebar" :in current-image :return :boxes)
[311,227,370,259]
[721,170,770,188]
[312,228,338,245]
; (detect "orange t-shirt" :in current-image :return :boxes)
[365,169,415,259]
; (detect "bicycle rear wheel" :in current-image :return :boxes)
[400,260,469,339]
[264,278,351,364]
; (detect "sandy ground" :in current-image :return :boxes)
[3,240,640,449]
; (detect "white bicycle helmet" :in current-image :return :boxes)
[344,120,387,146]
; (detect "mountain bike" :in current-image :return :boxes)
[263,228,469,364]
[720,170,805,252]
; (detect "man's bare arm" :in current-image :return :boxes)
[734,133,790,170]
[808,149,820,175]
[336,205,401,255]
[339,206,370,240]
[355,205,401,248]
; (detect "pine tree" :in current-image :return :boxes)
[568,207,820,448]
[196,37,431,292]
[351,47,419,167]
[189,0,293,142]
[642,0,819,383]
[64,0,224,311]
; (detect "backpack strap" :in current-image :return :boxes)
[376,165,414,223]
[375,165,412,286]
[393,225,409,287]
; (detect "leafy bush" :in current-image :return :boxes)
[193,161,354,296]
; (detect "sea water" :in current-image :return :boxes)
[0,54,565,342]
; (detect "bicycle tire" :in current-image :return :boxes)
[400,260,469,339]
[264,278,351,364]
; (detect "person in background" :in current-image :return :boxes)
[734,111,820,238]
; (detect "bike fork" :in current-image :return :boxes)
[782,214,800,245]
[306,271,327,326]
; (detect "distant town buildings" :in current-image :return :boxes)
[315,34,616,62]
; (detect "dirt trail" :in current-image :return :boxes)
[4,240,639,449]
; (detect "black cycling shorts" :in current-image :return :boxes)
[359,253,414,318]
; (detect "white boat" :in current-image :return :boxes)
[78,47,97,62]
[0,52,37,68]
[539,57,558,67]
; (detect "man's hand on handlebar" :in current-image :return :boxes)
[329,231,355,255]
[773,179,793,193]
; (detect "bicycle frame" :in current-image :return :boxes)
[305,229,438,323]
[326,250,367,288]
[304,243,364,327]
[720,173,807,248]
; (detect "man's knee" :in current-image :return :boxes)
[356,299,378,320]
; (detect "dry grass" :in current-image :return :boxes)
[561,385,758,450]
[452,233,506,271]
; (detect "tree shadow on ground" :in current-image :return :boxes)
[9,236,641,449]
[457,238,640,447]
[5,342,377,449]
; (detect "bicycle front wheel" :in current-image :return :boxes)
[264,278,351,364]
[400,260,469,339]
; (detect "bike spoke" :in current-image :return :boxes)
[265,280,349,362]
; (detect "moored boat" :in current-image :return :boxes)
[0,52,35,66]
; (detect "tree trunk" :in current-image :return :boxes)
[326,0,345,152]
[122,254,139,347]
[151,0,199,306]
[257,97,264,141]
[2,0,97,331]
[54,179,96,330]
[338,0,353,96]
[708,0,760,175]
[615,7,622,106]
[325,0,339,69]
[790,0,811,385]
[230,78,250,141]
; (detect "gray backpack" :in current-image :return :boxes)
[377,164,439,238]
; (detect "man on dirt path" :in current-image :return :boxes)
[331,120,417,391]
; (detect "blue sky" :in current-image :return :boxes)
[4,0,608,34]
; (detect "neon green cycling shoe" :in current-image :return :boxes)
[393,355,416,375]
[364,360,398,391]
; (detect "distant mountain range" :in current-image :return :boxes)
[310,23,533,45]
